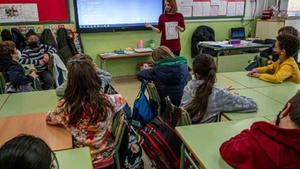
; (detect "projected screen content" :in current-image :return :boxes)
[75,0,163,31]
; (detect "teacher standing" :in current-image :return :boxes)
[146,0,185,56]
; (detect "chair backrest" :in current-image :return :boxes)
[161,96,192,127]
[0,72,6,94]
[146,82,161,115]
[111,111,126,169]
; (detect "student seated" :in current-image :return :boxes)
[180,54,257,124]
[248,34,300,84]
[220,91,300,169]
[47,55,126,169]
[261,26,299,63]
[0,41,38,93]
[137,46,189,106]
[56,54,112,97]
[0,134,57,169]
[20,31,56,90]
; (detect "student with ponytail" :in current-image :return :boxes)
[180,54,257,124]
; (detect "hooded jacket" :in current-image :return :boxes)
[0,58,33,87]
[137,56,189,106]
[220,121,300,169]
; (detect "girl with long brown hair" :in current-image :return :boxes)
[180,54,257,124]
[47,54,127,168]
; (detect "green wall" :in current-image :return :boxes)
[81,19,255,76]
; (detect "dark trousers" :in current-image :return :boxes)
[37,69,54,90]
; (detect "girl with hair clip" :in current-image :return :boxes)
[47,55,127,169]
[180,54,257,124]
[0,134,59,169]
[137,46,189,106]
[145,0,185,56]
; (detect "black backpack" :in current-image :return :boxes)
[1,29,12,41]
[41,29,57,49]
[11,28,26,51]
[191,25,217,58]
[56,28,78,65]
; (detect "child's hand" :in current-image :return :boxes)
[250,72,260,78]
[29,71,38,79]
[267,60,273,64]
[247,69,257,76]
[224,85,234,91]
[46,114,58,125]
[43,53,50,63]
[39,59,45,66]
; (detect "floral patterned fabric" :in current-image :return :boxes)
[47,94,126,166]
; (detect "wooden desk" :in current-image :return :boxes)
[222,89,284,120]
[99,52,152,71]
[0,113,72,151]
[0,94,10,111]
[176,117,268,169]
[55,147,93,169]
[219,71,295,88]
[254,85,300,104]
[0,90,60,117]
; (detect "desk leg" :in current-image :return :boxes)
[180,144,185,169]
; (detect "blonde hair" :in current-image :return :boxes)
[165,0,178,14]
[152,46,175,61]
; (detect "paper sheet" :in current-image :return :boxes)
[165,22,178,40]
[210,6,219,16]
[192,5,202,16]
[219,0,228,16]
[202,2,211,16]
[176,0,193,6]
[0,3,39,23]
[178,6,192,17]
[235,2,245,16]
[211,0,221,6]
[227,2,236,16]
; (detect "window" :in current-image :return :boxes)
[288,0,300,16]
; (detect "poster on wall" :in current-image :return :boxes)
[177,0,245,17]
[0,3,39,23]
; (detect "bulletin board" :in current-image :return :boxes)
[0,0,70,24]
[176,0,246,19]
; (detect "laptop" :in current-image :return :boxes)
[231,27,246,40]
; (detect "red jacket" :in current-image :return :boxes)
[220,121,300,169]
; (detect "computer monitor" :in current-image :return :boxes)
[231,27,246,40]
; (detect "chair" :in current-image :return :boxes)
[162,96,192,128]
[111,111,126,169]
[146,82,161,115]
[0,72,6,94]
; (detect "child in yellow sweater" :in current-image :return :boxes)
[248,34,300,84]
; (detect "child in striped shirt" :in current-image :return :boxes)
[20,31,56,90]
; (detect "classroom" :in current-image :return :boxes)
[0,0,300,169]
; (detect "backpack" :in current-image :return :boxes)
[140,116,181,169]
[132,81,156,128]
[56,28,78,65]
[191,25,217,58]
[1,29,12,41]
[245,54,268,71]
[119,125,144,169]
[11,28,26,51]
